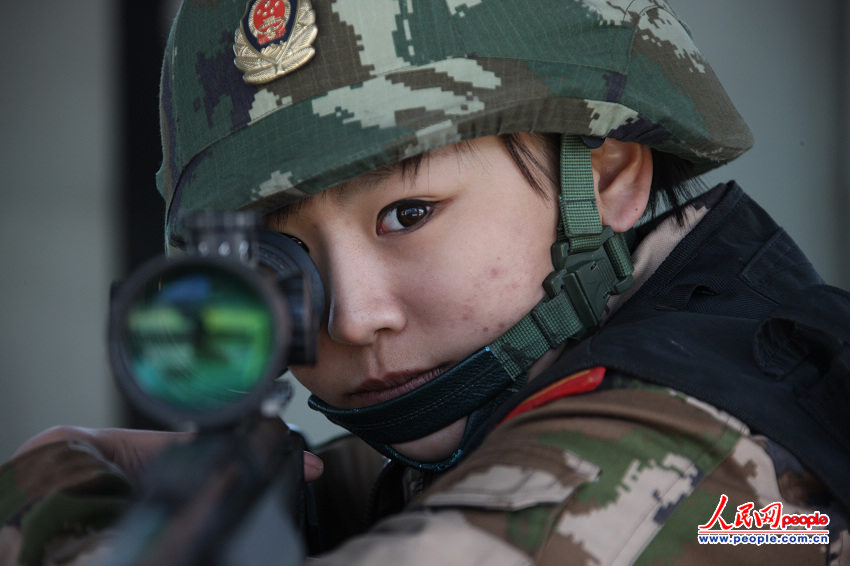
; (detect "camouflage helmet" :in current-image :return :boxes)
[157,0,752,246]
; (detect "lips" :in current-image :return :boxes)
[348,364,448,406]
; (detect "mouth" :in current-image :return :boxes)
[348,364,450,406]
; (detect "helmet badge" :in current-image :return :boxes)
[234,0,317,85]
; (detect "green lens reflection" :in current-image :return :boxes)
[124,265,274,412]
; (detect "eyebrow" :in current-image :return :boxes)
[264,197,310,229]
[264,153,428,229]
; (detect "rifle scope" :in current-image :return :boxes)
[108,211,324,431]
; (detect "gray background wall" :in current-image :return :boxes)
[1,1,848,460]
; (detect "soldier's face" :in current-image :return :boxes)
[268,135,559,461]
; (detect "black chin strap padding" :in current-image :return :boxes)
[308,347,514,445]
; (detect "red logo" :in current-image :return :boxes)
[234,0,317,84]
[696,494,830,546]
[248,0,292,46]
[698,494,830,532]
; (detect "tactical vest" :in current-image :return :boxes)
[478,182,850,514]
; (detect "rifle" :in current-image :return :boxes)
[100,211,324,565]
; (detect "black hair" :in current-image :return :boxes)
[647,148,706,225]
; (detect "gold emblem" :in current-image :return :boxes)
[234,0,317,85]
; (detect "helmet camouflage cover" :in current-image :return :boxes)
[157,0,752,246]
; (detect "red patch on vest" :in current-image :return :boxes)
[500,366,606,424]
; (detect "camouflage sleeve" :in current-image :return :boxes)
[311,379,848,565]
[0,440,132,566]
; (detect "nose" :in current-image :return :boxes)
[323,244,406,346]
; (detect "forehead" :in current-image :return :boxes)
[264,158,408,226]
[264,140,478,226]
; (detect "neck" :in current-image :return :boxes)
[527,342,569,382]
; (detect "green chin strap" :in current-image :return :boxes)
[308,135,634,470]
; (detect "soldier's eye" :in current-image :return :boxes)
[377,200,434,235]
[285,234,309,253]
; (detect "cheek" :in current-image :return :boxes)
[468,208,557,331]
[287,336,353,400]
[288,364,323,398]
[475,254,550,335]
[414,222,553,340]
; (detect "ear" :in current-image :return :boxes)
[591,139,653,232]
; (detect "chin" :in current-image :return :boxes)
[390,418,468,462]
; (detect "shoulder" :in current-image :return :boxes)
[407,377,846,565]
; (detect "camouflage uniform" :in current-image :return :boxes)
[310,383,848,565]
[2,1,849,564]
[0,441,131,566]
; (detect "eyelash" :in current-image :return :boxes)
[376,200,436,235]
[287,234,309,253]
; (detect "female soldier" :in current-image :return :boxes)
[2,1,848,564]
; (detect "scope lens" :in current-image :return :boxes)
[122,264,275,413]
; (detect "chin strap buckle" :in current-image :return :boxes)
[543,226,634,330]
